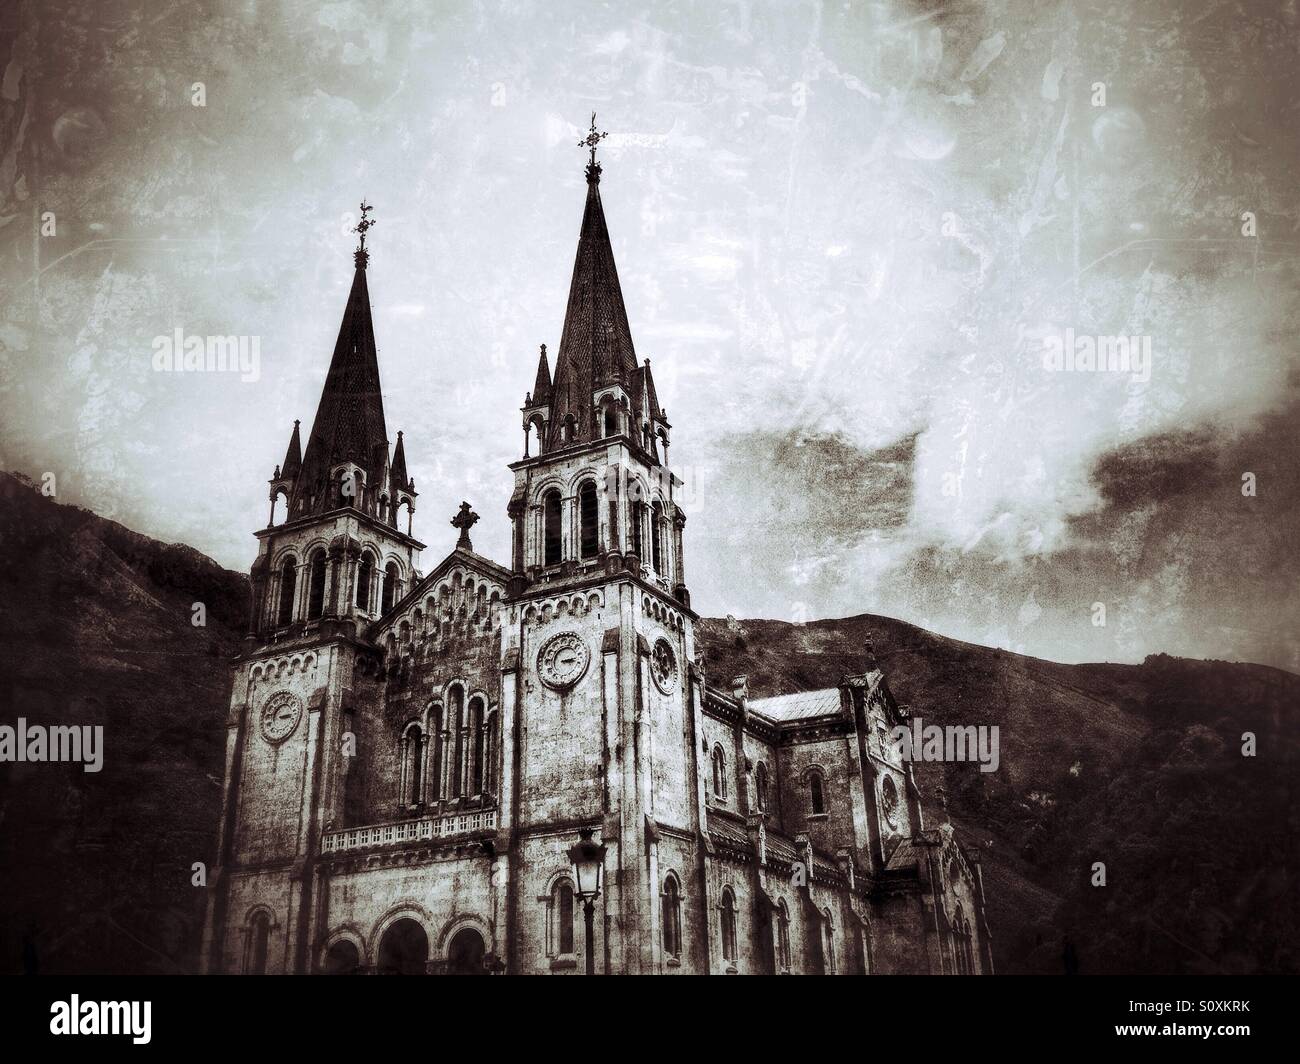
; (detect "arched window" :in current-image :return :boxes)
[603,406,617,438]
[711,746,727,800]
[755,762,769,813]
[448,685,465,797]
[381,562,399,614]
[447,927,486,975]
[823,910,836,974]
[483,712,498,795]
[356,553,374,612]
[630,499,646,559]
[307,549,327,620]
[543,489,562,567]
[245,911,271,974]
[563,415,576,444]
[429,704,444,801]
[720,887,738,964]
[651,501,664,572]
[578,480,599,559]
[401,723,424,806]
[552,878,575,956]
[377,918,429,976]
[776,901,791,970]
[809,770,825,815]
[468,696,485,795]
[661,875,682,959]
[323,939,360,975]
[276,556,297,628]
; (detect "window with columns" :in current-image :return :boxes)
[356,553,374,612]
[400,722,424,806]
[651,501,664,572]
[720,887,738,965]
[276,556,297,628]
[448,684,464,797]
[543,489,562,567]
[307,549,327,620]
[429,703,444,801]
[579,480,599,558]
[381,562,399,614]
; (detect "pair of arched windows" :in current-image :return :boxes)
[951,909,976,974]
[400,691,495,806]
[541,481,601,567]
[775,900,792,970]
[711,746,728,801]
[719,887,738,965]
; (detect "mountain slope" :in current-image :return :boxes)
[1,473,1295,974]
[697,614,1299,973]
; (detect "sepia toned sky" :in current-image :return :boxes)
[2,0,1298,671]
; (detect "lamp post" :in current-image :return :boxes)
[567,827,606,975]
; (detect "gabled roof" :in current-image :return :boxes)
[748,687,845,723]
[368,545,511,636]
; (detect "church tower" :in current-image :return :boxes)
[202,206,426,974]
[501,117,701,974]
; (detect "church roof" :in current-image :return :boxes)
[292,260,390,514]
[748,687,844,722]
[545,169,642,447]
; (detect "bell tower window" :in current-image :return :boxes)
[543,489,562,566]
[307,549,327,620]
[276,557,297,628]
[579,480,599,559]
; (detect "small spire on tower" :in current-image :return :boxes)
[280,419,302,480]
[352,199,377,269]
[578,112,608,184]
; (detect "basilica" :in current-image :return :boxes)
[201,126,993,976]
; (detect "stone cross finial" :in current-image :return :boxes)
[451,501,479,551]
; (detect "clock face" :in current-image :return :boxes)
[259,691,303,744]
[651,638,677,694]
[881,774,901,828]
[537,632,590,690]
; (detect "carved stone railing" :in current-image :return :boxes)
[321,809,498,855]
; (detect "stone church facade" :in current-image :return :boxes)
[201,143,994,976]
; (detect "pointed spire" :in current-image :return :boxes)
[529,344,552,405]
[390,430,409,491]
[545,132,641,449]
[290,211,389,516]
[280,419,302,480]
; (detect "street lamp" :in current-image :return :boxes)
[567,827,606,975]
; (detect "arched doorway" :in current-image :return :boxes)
[377,918,429,975]
[323,939,360,975]
[447,927,486,975]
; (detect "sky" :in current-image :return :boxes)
[2,0,1298,671]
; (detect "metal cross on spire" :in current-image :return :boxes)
[578,112,608,183]
[352,199,377,268]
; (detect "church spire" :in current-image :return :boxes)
[290,202,390,517]
[529,344,552,405]
[544,118,643,449]
[279,419,302,480]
